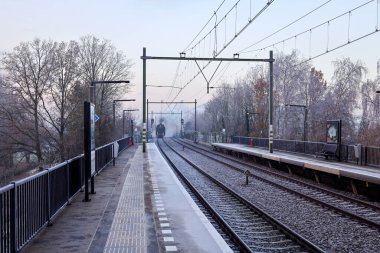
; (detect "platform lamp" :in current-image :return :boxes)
[285,104,308,142]
[113,99,136,126]
[90,80,130,104]
[123,109,139,138]
[83,80,130,201]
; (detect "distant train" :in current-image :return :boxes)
[156,123,166,138]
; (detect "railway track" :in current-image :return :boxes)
[172,138,380,230]
[156,138,322,253]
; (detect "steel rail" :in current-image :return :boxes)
[173,138,380,230]
[176,138,380,211]
[156,139,252,253]
[161,138,323,253]
[176,138,380,212]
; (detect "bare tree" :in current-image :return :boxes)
[305,68,327,142]
[273,51,311,139]
[78,35,133,145]
[1,39,57,163]
[359,77,380,145]
[326,58,367,143]
[40,41,82,161]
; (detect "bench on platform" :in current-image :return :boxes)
[315,144,338,160]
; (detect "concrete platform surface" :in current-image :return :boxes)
[147,143,232,253]
[24,145,147,253]
[212,143,380,185]
[23,143,231,253]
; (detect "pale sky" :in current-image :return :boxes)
[1,0,379,124]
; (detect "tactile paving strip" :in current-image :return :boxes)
[103,149,147,253]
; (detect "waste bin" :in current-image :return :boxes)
[354,144,362,165]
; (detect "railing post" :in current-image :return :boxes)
[80,157,84,192]
[10,183,16,253]
[112,143,115,166]
[66,161,71,206]
[46,171,52,226]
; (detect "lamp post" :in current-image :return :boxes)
[285,104,308,141]
[84,80,129,199]
[113,99,136,126]
[130,119,134,145]
[245,109,261,136]
[90,80,130,103]
[123,109,139,138]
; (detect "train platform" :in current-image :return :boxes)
[24,143,231,253]
[212,143,380,186]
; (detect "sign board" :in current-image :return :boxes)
[326,120,341,144]
[90,104,96,175]
[94,113,100,123]
[83,101,96,201]
[113,141,119,158]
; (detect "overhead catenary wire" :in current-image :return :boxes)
[170,0,275,104]
[182,0,227,53]
[238,0,333,54]
[241,0,376,55]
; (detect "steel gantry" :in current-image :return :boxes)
[122,109,139,138]
[147,100,197,143]
[149,111,184,138]
[113,99,136,126]
[141,48,274,153]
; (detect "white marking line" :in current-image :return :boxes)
[157,207,165,211]
[165,246,177,252]
[164,237,174,242]
[156,203,164,207]
[155,200,163,203]
[152,144,233,253]
[159,217,168,221]
[160,223,170,227]
[158,212,166,216]
[162,229,172,234]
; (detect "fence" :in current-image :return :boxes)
[184,132,228,143]
[0,137,133,253]
[232,136,380,168]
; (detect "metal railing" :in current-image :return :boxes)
[184,131,228,143]
[232,136,380,168]
[0,136,133,253]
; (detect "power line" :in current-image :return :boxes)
[238,0,333,54]
[171,0,275,103]
[298,29,379,65]
[241,0,377,55]
[182,0,227,53]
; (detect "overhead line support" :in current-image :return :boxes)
[142,48,274,153]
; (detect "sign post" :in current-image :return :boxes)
[83,101,96,202]
[326,120,342,161]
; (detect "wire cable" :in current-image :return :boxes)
[241,0,375,54]
[182,0,226,53]
[238,0,333,53]
[171,0,275,104]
